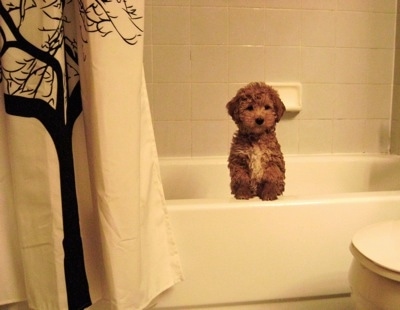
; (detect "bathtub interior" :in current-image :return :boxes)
[160,154,400,200]
[154,155,400,309]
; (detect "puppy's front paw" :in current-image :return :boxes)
[260,193,278,201]
[233,187,253,200]
[234,193,252,200]
[259,183,279,201]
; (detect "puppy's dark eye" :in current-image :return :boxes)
[246,105,254,111]
[264,105,271,110]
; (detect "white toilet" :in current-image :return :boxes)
[348,220,400,309]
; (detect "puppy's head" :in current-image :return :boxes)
[226,82,285,134]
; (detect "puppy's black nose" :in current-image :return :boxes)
[256,118,264,125]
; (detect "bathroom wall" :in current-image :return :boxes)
[391,0,400,154]
[144,0,397,157]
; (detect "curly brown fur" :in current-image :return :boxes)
[227,82,286,201]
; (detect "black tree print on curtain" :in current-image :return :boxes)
[0,0,142,308]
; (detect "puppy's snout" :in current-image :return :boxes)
[255,118,264,125]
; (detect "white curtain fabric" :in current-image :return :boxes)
[0,0,183,309]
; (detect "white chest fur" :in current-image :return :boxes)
[249,144,270,182]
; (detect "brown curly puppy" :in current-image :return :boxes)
[227,82,286,201]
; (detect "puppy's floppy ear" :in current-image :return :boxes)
[270,90,286,122]
[226,95,240,122]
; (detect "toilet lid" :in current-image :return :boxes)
[352,220,400,273]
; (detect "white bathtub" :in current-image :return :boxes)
[154,155,400,309]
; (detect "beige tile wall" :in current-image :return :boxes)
[144,0,397,157]
[391,1,400,154]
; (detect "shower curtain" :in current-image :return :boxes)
[0,0,183,309]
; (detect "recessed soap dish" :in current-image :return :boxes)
[267,82,302,112]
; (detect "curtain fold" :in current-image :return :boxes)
[0,0,183,308]
[0,87,26,307]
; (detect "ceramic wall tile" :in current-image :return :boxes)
[191,46,228,82]
[298,84,336,120]
[301,47,336,83]
[191,7,228,45]
[152,0,190,6]
[298,120,333,153]
[332,120,365,153]
[228,46,265,83]
[229,8,265,45]
[152,6,190,45]
[265,10,301,46]
[191,0,227,6]
[152,83,191,121]
[265,47,301,81]
[192,120,230,156]
[337,0,396,13]
[230,0,265,8]
[191,83,230,120]
[153,121,192,156]
[264,0,301,9]
[363,120,390,153]
[302,0,336,10]
[301,10,335,47]
[335,48,394,84]
[335,84,391,119]
[336,12,395,48]
[152,45,191,82]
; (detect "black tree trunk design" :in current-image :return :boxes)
[1,2,91,308]
[3,83,91,310]
[4,87,91,310]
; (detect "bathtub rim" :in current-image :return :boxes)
[159,153,400,165]
[165,190,400,211]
